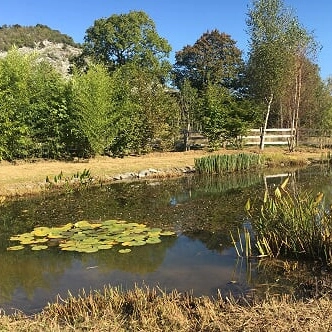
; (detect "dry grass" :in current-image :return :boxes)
[0,147,324,198]
[1,286,332,331]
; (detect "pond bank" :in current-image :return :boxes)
[0,146,325,198]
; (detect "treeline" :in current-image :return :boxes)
[0,2,332,161]
[0,24,79,51]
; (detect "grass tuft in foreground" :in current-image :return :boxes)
[1,286,332,331]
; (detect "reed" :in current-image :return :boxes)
[194,153,263,175]
[230,227,253,258]
[246,177,332,263]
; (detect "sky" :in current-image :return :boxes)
[1,0,331,80]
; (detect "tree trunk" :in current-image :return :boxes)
[260,93,274,150]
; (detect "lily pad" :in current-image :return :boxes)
[146,237,162,244]
[8,218,176,253]
[32,227,51,237]
[119,249,131,254]
[98,244,113,250]
[159,231,176,236]
[7,245,25,251]
[31,245,48,251]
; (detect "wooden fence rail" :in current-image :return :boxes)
[243,128,295,146]
[187,128,332,148]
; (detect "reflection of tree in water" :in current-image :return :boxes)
[81,236,177,274]
[0,235,176,304]
[0,249,72,303]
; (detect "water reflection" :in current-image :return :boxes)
[0,165,331,314]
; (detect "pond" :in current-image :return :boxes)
[0,164,331,314]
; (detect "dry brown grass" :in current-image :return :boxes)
[1,286,332,331]
[0,147,324,198]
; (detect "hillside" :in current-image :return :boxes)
[0,24,82,75]
[0,24,79,50]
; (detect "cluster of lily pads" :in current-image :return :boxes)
[7,219,176,254]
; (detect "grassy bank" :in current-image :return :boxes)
[1,286,332,331]
[0,146,323,197]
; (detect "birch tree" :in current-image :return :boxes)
[246,0,318,150]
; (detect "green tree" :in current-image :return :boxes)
[173,30,244,91]
[199,84,259,149]
[0,48,76,160]
[71,63,114,155]
[108,64,180,155]
[28,61,75,158]
[246,0,318,150]
[74,11,171,78]
[0,49,34,160]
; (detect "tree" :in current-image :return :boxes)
[173,30,244,92]
[177,79,199,150]
[246,0,318,150]
[74,11,172,79]
[28,60,73,158]
[0,49,34,160]
[199,84,259,149]
[108,64,180,155]
[71,63,114,156]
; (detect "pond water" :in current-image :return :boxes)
[0,164,331,314]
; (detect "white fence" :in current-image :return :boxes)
[243,128,296,146]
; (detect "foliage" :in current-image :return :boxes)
[246,0,321,137]
[194,153,263,174]
[71,63,115,155]
[246,177,332,263]
[198,84,260,148]
[106,64,180,156]
[173,29,244,91]
[74,11,171,78]
[0,24,78,51]
[0,48,81,160]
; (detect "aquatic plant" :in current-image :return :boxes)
[7,219,176,254]
[194,153,263,174]
[45,168,93,191]
[246,177,332,263]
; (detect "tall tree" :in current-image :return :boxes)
[173,30,244,92]
[74,11,172,79]
[71,63,114,156]
[177,79,199,150]
[246,0,318,150]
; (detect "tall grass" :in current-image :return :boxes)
[246,177,332,263]
[195,153,263,174]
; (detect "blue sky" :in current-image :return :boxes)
[1,0,331,80]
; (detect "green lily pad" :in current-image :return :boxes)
[146,237,162,244]
[8,218,175,253]
[61,246,77,251]
[98,244,113,250]
[79,246,99,253]
[119,249,131,254]
[33,227,51,237]
[31,245,48,251]
[159,231,176,236]
[7,245,25,251]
